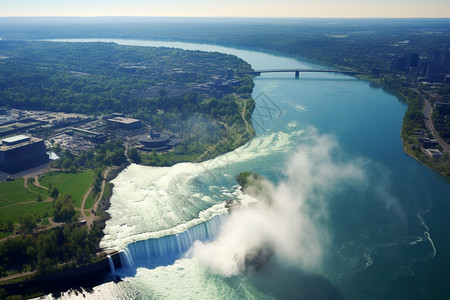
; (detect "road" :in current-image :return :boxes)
[423,99,450,154]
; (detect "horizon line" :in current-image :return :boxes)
[1,16,450,20]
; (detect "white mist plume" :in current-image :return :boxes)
[187,128,366,276]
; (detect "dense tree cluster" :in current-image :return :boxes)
[0,219,14,234]
[52,139,126,171]
[2,19,447,73]
[53,194,76,223]
[0,41,253,114]
[0,41,256,162]
[0,223,103,276]
[381,77,424,137]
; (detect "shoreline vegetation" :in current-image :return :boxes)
[0,41,256,298]
[130,19,448,178]
[0,18,449,297]
[1,18,444,177]
[357,75,450,178]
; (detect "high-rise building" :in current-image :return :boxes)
[0,135,48,173]
[405,53,420,68]
[432,50,442,65]
[425,65,450,82]
[441,49,450,67]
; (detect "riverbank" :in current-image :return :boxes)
[7,36,449,300]
[355,75,450,179]
[0,164,127,298]
[0,88,257,300]
[0,252,122,298]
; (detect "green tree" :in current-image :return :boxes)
[20,215,36,234]
[53,194,76,222]
[50,186,59,199]
[53,143,61,153]
[110,150,126,166]
[128,148,141,163]
[62,158,73,170]
[4,218,14,232]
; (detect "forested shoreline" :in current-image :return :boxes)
[0,41,256,161]
[0,18,449,297]
[0,40,256,297]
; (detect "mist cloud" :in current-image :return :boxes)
[187,128,366,276]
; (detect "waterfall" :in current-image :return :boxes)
[120,214,227,269]
[107,255,116,274]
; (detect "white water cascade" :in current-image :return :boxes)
[107,255,116,274]
[119,214,228,269]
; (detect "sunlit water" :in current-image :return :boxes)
[43,39,450,300]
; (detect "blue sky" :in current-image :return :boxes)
[1,0,450,18]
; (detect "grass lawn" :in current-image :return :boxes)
[0,232,11,239]
[84,190,96,211]
[0,178,44,208]
[39,170,95,208]
[40,218,50,226]
[0,201,53,223]
[26,182,50,199]
[0,170,94,225]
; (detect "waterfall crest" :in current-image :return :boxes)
[119,214,227,269]
[107,255,116,274]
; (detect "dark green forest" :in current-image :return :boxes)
[0,41,253,113]
[0,41,256,161]
[1,18,449,72]
[0,223,103,276]
[0,41,257,287]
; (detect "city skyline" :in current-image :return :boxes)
[1,0,450,18]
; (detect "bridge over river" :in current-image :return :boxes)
[249,69,367,78]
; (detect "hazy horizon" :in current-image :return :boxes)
[2,0,450,18]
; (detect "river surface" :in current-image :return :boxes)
[45,39,450,299]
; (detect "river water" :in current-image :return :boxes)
[46,39,450,299]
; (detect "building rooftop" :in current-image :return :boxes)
[1,134,30,145]
[107,117,140,125]
[0,135,43,151]
[424,148,444,159]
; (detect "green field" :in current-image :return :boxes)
[0,178,46,208]
[0,201,53,223]
[0,178,51,223]
[0,170,94,226]
[25,181,50,199]
[39,170,95,208]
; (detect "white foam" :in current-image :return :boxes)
[417,206,437,258]
[101,131,302,251]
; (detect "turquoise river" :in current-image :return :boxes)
[43,39,450,300]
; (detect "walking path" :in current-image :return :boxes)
[235,97,252,144]
[196,97,252,162]
[79,186,94,221]
[33,176,49,190]
[0,270,37,283]
[79,167,111,229]
[92,167,110,215]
